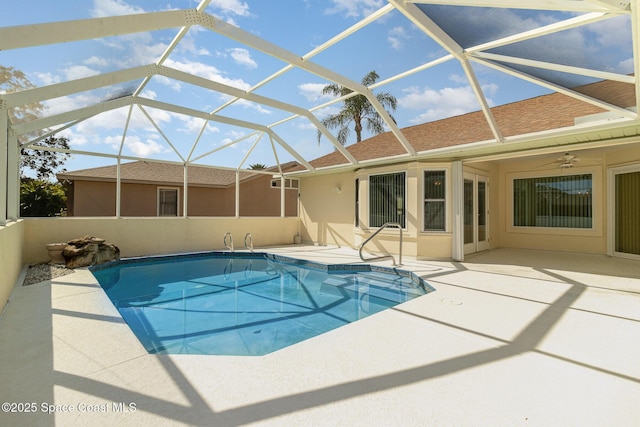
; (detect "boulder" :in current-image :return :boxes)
[62,236,120,269]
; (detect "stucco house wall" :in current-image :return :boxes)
[64,172,297,217]
[495,144,640,254]
[298,143,640,259]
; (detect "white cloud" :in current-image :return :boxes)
[177,116,220,135]
[399,84,496,123]
[208,0,251,17]
[298,83,333,102]
[64,65,101,80]
[326,0,384,18]
[164,58,251,90]
[91,0,145,17]
[388,26,409,50]
[227,48,257,68]
[154,75,182,92]
[35,72,61,86]
[123,136,168,157]
[84,56,110,68]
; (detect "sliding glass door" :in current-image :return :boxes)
[463,173,489,255]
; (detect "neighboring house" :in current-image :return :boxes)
[57,161,299,217]
[294,79,640,261]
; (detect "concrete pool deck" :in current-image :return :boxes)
[1,246,639,426]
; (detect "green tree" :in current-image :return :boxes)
[21,135,71,180]
[248,163,267,170]
[20,178,67,217]
[317,70,397,146]
[1,65,70,179]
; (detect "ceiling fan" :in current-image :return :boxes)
[537,152,583,169]
[556,153,581,169]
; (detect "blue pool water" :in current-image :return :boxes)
[91,252,433,356]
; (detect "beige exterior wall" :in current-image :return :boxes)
[22,217,300,264]
[68,175,297,217]
[495,144,640,254]
[299,162,458,259]
[299,144,640,259]
[0,220,25,313]
[299,171,355,248]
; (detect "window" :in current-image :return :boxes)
[369,172,405,228]
[513,174,592,228]
[270,178,299,189]
[424,170,446,231]
[158,188,178,216]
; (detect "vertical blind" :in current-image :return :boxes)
[513,174,592,228]
[615,171,640,255]
[369,172,405,227]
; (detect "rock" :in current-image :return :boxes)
[62,235,120,269]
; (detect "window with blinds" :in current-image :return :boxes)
[369,172,405,228]
[158,188,178,216]
[424,170,446,231]
[513,174,592,228]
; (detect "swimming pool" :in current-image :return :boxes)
[91,252,434,356]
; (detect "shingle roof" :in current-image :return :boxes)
[305,79,636,169]
[58,161,299,187]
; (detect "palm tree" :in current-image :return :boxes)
[248,163,267,170]
[317,70,397,146]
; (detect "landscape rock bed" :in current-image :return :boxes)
[23,263,75,286]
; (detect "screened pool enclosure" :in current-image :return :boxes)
[1,0,639,222]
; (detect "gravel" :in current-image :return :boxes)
[22,263,75,286]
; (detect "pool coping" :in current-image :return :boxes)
[89,250,436,294]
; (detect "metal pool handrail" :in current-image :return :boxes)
[244,233,253,252]
[359,222,403,266]
[224,232,234,252]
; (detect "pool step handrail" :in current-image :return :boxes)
[359,222,403,266]
[244,233,254,252]
[224,232,234,252]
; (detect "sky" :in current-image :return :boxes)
[0,0,634,175]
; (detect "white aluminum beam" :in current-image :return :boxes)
[460,59,503,143]
[7,131,19,220]
[471,52,636,84]
[392,1,503,142]
[197,12,416,157]
[389,0,464,57]
[136,104,185,162]
[0,10,196,51]
[466,12,613,54]
[13,97,133,136]
[471,57,638,119]
[407,0,629,13]
[3,65,154,108]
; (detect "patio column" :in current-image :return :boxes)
[6,129,19,220]
[280,175,285,218]
[0,107,7,225]
[235,170,240,218]
[116,160,121,218]
[451,161,464,262]
[183,163,188,217]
